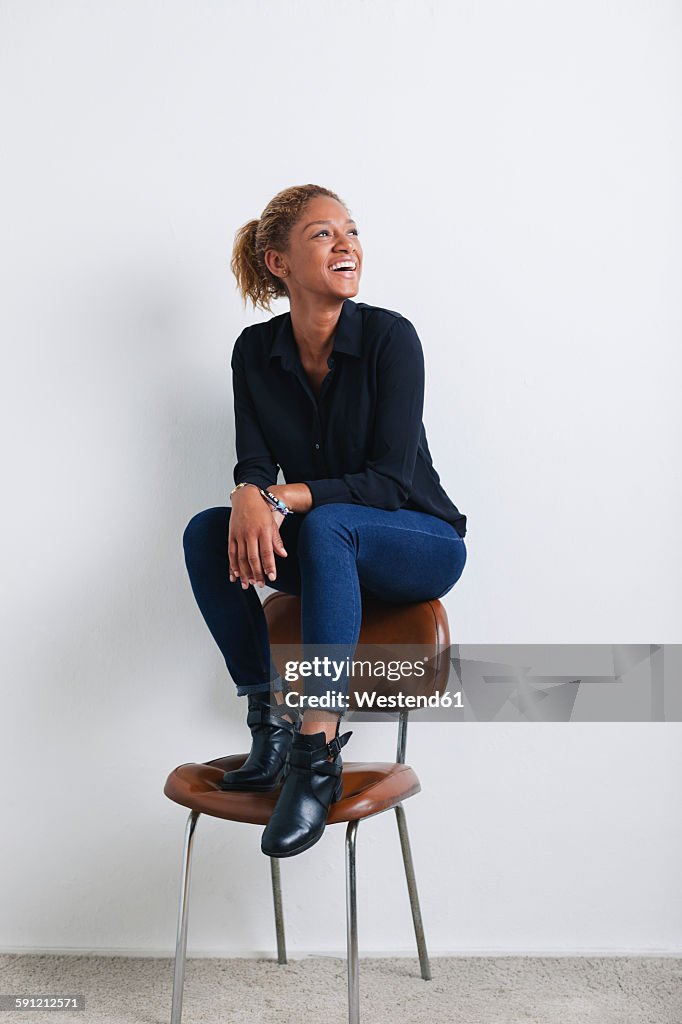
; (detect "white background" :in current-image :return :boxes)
[1,1,680,957]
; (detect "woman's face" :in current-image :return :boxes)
[266,196,363,303]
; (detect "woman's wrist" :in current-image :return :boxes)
[259,487,294,517]
[230,481,313,514]
[268,483,313,514]
[229,482,264,502]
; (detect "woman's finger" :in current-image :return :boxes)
[237,536,253,589]
[259,528,277,582]
[246,534,265,587]
[271,526,287,557]
[228,531,240,581]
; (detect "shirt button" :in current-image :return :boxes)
[314,442,320,450]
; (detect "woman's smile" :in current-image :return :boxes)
[327,257,359,279]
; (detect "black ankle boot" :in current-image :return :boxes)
[219,691,301,792]
[260,722,353,858]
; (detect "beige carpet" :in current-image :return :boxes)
[0,953,680,1024]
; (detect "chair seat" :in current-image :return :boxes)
[163,753,421,825]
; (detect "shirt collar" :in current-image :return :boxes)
[268,297,363,369]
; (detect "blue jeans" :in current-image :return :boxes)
[182,503,467,712]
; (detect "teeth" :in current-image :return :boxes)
[330,261,355,271]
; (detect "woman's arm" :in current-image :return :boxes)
[229,333,285,587]
[231,332,279,492]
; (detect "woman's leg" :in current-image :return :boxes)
[182,502,466,724]
[181,506,303,697]
[261,503,467,858]
[294,502,467,722]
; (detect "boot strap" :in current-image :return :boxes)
[288,754,340,779]
[269,698,301,722]
[247,701,299,731]
[288,730,353,773]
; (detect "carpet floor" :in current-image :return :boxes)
[0,953,680,1024]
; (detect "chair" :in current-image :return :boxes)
[164,592,451,1024]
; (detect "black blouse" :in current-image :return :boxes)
[231,297,467,538]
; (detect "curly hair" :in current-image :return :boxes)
[230,184,349,313]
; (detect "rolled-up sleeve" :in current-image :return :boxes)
[231,333,279,491]
[303,317,425,511]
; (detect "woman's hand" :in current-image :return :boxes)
[228,487,287,588]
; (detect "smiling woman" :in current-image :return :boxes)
[231,185,363,324]
[182,183,468,858]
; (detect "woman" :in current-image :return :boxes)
[182,184,467,859]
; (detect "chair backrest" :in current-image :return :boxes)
[263,593,451,764]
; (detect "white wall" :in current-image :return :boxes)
[1,0,680,956]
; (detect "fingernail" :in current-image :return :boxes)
[268,572,276,580]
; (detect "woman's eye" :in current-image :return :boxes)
[315,228,359,237]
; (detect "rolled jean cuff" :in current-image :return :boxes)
[235,675,286,698]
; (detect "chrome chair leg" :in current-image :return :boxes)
[170,809,201,1024]
[270,856,287,964]
[345,819,360,1024]
[395,802,431,981]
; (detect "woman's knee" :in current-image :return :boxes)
[436,541,467,598]
[297,503,353,552]
[182,506,230,554]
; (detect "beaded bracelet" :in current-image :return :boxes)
[229,481,294,517]
[259,488,294,517]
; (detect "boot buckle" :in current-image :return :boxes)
[326,736,341,759]
[325,730,353,760]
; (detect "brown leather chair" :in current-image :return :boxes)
[164,592,452,1024]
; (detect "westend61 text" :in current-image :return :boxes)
[284,690,464,710]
